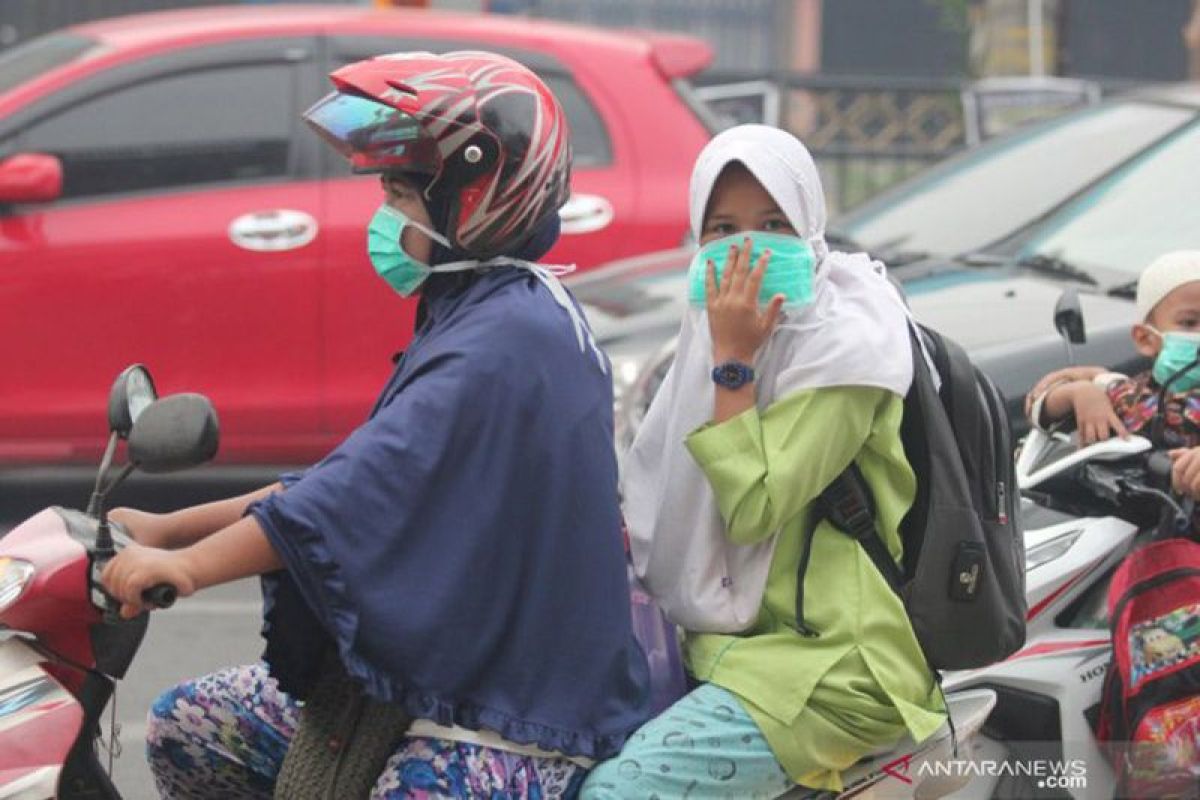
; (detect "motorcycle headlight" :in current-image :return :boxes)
[1025,529,1083,571]
[0,557,35,613]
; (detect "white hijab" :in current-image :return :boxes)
[623,125,913,632]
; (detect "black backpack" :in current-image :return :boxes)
[797,322,1027,670]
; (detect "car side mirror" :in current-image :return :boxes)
[1054,288,1086,345]
[0,153,63,204]
[127,394,220,474]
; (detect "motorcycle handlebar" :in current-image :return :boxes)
[142,583,177,609]
[1147,451,1174,483]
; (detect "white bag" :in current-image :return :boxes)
[626,493,778,633]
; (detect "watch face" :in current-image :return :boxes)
[713,362,751,388]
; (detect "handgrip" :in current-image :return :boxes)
[1147,451,1174,482]
[142,583,177,609]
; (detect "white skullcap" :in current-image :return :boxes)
[1136,251,1200,320]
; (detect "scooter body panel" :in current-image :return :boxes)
[1023,516,1134,622]
[782,689,998,799]
[0,637,83,800]
[0,509,101,674]
[944,634,1116,799]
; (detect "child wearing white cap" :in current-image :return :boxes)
[1028,250,1200,496]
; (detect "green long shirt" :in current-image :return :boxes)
[684,385,946,791]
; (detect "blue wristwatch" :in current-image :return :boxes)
[712,360,755,390]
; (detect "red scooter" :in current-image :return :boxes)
[0,365,217,799]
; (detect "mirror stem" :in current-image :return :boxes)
[93,462,135,559]
[86,433,120,517]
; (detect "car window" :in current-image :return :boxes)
[0,32,101,97]
[837,102,1194,257]
[539,72,611,168]
[1018,120,1200,277]
[18,63,294,199]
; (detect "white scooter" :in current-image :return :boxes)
[790,292,1175,800]
[780,430,1154,800]
[938,427,1175,800]
[935,292,1188,800]
[774,427,1166,800]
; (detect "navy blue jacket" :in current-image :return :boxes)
[251,266,651,760]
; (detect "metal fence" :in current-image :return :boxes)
[693,70,964,212]
[695,70,1119,213]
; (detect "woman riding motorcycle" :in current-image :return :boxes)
[101,50,652,799]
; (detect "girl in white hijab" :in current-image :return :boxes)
[581,125,946,798]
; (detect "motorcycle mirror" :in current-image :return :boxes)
[1053,289,1087,346]
[127,394,219,474]
[107,364,157,439]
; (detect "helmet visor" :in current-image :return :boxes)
[303,91,440,174]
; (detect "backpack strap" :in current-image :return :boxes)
[793,521,822,638]
[817,464,903,592]
[796,463,904,637]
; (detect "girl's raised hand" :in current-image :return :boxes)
[705,237,784,364]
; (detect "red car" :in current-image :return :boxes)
[0,5,713,466]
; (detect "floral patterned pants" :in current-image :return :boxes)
[145,663,588,799]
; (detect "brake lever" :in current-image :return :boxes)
[1116,478,1192,534]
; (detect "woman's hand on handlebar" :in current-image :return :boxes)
[1170,448,1200,499]
[100,543,196,619]
[107,483,283,551]
[108,508,176,549]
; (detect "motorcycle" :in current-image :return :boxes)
[933,427,1169,800]
[934,291,1195,800]
[777,440,1153,800]
[0,365,217,799]
[0,364,1000,800]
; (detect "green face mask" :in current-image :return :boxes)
[1149,327,1200,391]
[687,231,816,309]
[366,204,457,296]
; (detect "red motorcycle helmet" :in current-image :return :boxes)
[304,50,572,260]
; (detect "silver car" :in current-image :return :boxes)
[569,83,1200,451]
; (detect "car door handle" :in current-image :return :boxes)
[558,194,614,235]
[229,210,318,252]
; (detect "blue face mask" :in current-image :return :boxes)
[366,204,462,296]
[1149,327,1200,391]
[687,231,816,309]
